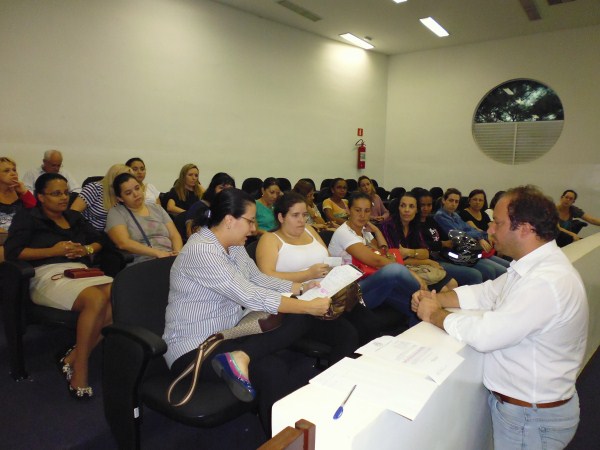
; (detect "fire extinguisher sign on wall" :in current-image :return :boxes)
[356,139,366,169]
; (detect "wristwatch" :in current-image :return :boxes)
[85,245,94,255]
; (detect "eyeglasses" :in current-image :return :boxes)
[43,190,70,198]
[240,216,256,226]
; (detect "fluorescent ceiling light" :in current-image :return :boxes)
[339,33,374,50]
[392,0,408,3]
[419,17,449,37]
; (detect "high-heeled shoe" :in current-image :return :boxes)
[56,345,76,382]
[68,384,93,400]
[211,353,256,402]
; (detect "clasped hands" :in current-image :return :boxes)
[53,240,88,259]
[411,289,443,323]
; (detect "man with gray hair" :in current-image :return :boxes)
[23,149,81,193]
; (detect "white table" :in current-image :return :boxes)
[272,322,492,450]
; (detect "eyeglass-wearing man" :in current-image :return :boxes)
[412,185,588,450]
[22,149,81,193]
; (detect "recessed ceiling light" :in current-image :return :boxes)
[339,33,375,50]
[419,17,450,37]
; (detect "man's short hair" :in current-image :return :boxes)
[505,185,558,242]
[443,188,461,199]
[43,149,62,160]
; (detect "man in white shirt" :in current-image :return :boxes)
[22,149,81,193]
[412,185,588,450]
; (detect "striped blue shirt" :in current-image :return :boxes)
[78,181,108,231]
[163,227,292,367]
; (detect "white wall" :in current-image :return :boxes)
[0,0,389,192]
[385,25,600,225]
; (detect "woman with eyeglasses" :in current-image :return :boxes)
[0,156,36,262]
[5,173,113,400]
[106,173,182,264]
[164,188,330,435]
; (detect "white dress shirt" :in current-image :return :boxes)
[444,241,588,403]
[22,166,81,193]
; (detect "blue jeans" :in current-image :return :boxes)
[439,261,483,286]
[358,263,420,326]
[474,258,507,281]
[488,391,580,450]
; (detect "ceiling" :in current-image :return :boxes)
[209,0,600,55]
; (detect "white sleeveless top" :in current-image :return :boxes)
[274,229,329,272]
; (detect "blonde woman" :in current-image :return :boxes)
[71,164,132,231]
[165,163,204,216]
[0,157,37,262]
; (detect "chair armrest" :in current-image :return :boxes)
[102,323,167,357]
[0,259,35,280]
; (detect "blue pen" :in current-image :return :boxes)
[333,384,357,420]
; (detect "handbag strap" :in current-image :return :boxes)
[167,333,224,406]
[124,206,152,247]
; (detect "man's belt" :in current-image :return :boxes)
[492,391,571,409]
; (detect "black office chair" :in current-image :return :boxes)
[277,177,292,192]
[346,179,358,194]
[319,179,333,192]
[241,177,263,200]
[102,257,253,449]
[0,260,78,380]
[389,187,406,200]
[0,248,131,380]
[376,187,389,201]
[82,175,103,188]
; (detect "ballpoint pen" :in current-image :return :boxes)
[333,384,357,420]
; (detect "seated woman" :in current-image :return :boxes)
[380,192,457,291]
[322,178,349,225]
[71,164,132,231]
[415,190,483,286]
[184,172,235,239]
[5,173,113,399]
[256,192,373,354]
[125,157,160,204]
[0,156,36,262]
[328,192,423,326]
[434,188,508,281]
[358,175,389,222]
[163,188,330,434]
[105,173,183,264]
[556,189,600,246]
[292,179,336,231]
[459,189,490,232]
[255,177,281,236]
[164,163,203,217]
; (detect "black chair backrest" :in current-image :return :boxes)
[277,177,292,192]
[241,177,263,200]
[319,179,333,191]
[389,187,406,199]
[82,175,103,188]
[245,240,259,262]
[376,187,389,201]
[346,178,358,193]
[111,256,176,336]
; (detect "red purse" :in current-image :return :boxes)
[63,268,105,279]
[351,248,403,279]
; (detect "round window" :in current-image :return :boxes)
[472,79,564,165]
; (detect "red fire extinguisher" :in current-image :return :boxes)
[356,139,366,169]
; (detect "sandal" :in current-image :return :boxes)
[68,384,94,400]
[56,345,76,382]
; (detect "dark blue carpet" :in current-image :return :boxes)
[0,318,597,449]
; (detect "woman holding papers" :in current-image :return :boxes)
[328,192,422,327]
[163,188,330,435]
[256,191,389,344]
